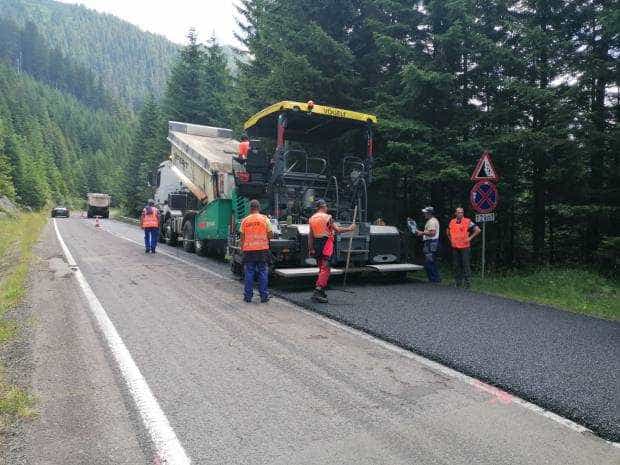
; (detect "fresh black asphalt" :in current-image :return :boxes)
[274,280,620,442]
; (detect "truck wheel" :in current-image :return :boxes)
[195,239,207,256]
[164,221,177,246]
[182,221,195,253]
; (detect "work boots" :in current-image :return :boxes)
[312,287,328,303]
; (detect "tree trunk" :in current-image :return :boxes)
[532,150,546,262]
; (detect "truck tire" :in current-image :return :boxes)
[195,239,207,256]
[216,244,227,259]
[164,220,177,246]
[182,221,195,253]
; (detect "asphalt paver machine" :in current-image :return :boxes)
[228,101,421,278]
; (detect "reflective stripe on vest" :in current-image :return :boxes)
[449,217,471,249]
[142,208,159,228]
[241,213,269,251]
[309,212,333,238]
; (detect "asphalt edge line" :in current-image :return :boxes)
[103,221,619,447]
[53,219,192,464]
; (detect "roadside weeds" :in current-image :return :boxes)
[0,212,46,433]
[436,265,619,321]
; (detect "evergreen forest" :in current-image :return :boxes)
[0,0,617,270]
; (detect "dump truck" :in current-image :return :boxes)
[153,122,236,257]
[86,193,111,218]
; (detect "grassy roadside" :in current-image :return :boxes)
[442,266,619,321]
[0,211,47,429]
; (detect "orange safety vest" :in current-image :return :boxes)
[142,208,159,229]
[241,213,269,251]
[309,212,333,238]
[238,140,250,159]
[448,217,472,249]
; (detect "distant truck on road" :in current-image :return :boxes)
[87,193,111,218]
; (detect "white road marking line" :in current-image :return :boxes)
[53,219,192,464]
[102,221,617,446]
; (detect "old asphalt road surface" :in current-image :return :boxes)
[6,216,618,464]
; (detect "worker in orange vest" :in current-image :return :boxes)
[235,135,250,164]
[140,199,161,254]
[240,199,273,303]
[447,207,481,288]
[308,199,355,303]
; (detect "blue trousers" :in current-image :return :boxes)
[144,227,159,252]
[244,261,269,300]
[423,239,441,283]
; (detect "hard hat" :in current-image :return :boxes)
[315,199,327,209]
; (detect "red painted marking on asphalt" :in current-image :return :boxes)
[473,380,513,405]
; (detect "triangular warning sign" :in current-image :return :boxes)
[471,151,499,182]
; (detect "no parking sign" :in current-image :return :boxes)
[470,181,499,214]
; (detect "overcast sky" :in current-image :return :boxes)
[58,0,242,46]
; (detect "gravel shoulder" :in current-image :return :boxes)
[1,221,147,465]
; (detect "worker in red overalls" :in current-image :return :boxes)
[308,199,355,303]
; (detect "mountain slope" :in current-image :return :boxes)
[0,62,135,207]
[0,0,179,107]
[0,16,116,111]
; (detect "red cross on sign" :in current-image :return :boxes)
[470,181,499,213]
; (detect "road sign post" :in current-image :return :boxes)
[482,222,486,279]
[470,151,499,280]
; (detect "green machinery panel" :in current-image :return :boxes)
[194,199,232,241]
[232,188,250,230]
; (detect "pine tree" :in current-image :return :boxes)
[5,133,47,208]
[164,29,209,125]
[202,35,233,127]
[0,118,16,200]
[236,0,360,114]
[127,95,167,215]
